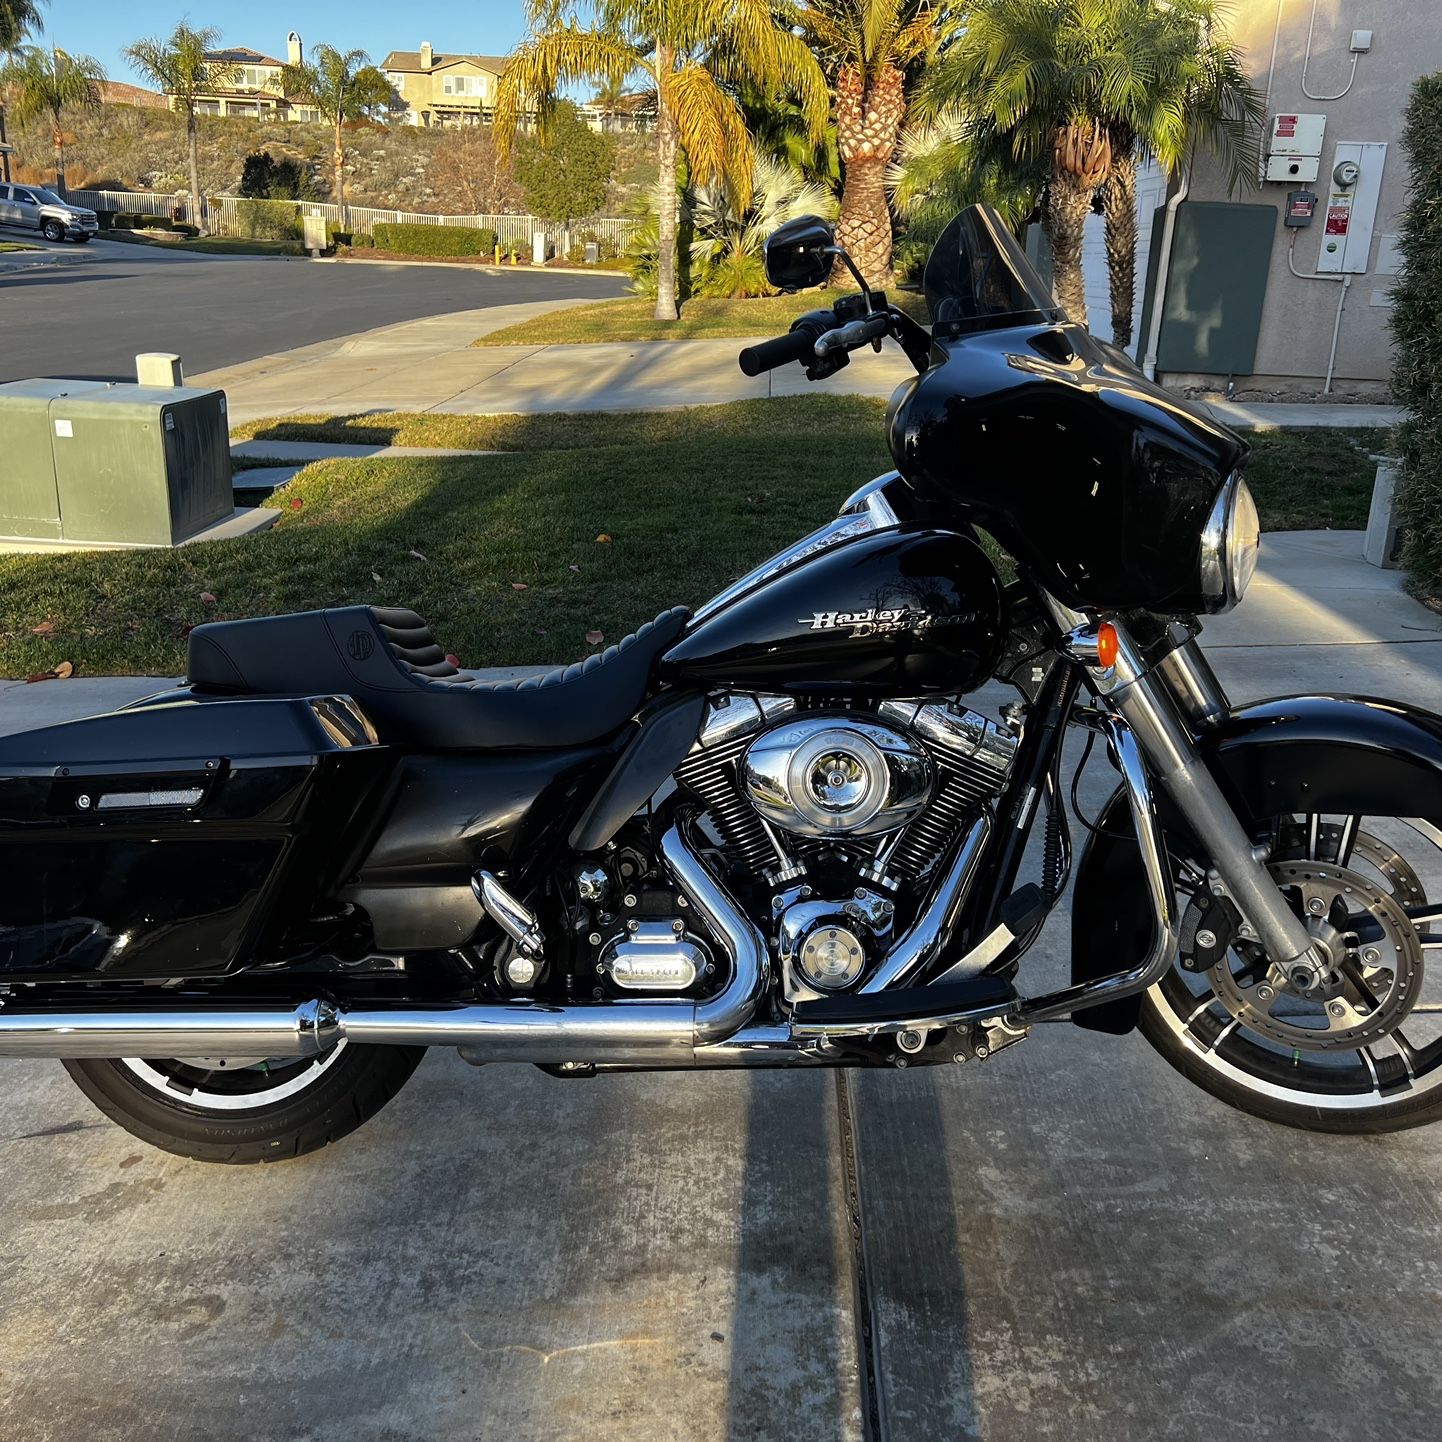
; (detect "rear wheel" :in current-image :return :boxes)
[64,1042,425,1163]
[1139,813,1442,1133]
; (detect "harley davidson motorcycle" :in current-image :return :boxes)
[6,204,1442,1163]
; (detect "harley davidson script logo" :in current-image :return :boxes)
[799,607,962,637]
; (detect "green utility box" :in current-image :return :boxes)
[0,379,232,546]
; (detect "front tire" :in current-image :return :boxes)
[64,1043,425,1163]
[41,220,64,243]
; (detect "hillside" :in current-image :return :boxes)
[6,105,657,217]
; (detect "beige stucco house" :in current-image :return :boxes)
[380,44,514,128]
[181,33,321,123]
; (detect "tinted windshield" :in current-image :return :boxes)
[27,188,65,206]
[922,205,1062,336]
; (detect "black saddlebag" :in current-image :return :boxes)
[0,692,387,982]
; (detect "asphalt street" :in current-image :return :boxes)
[0,236,625,384]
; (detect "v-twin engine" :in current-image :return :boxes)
[676,692,1018,889]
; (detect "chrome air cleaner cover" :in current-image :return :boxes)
[742,715,933,838]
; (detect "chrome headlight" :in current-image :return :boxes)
[1199,474,1260,613]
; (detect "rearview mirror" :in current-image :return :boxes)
[765,216,836,292]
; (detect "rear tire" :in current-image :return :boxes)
[64,1043,425,1163]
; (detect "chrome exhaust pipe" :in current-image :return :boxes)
[0,823,768,1065]
[0,999,341,1059]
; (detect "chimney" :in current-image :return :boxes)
[420,41,433,70]
[287,32,303,66]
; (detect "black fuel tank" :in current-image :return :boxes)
[659,528,1005,697]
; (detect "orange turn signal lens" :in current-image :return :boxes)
[1096,622,1119,670]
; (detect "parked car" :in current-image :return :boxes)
[0,185,98,243]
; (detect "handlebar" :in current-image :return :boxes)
[738,327,823,377]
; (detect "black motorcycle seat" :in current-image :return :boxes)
[187,604,691,749]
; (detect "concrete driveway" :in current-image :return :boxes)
[0,238,625,385]
[3,534,1442,1440]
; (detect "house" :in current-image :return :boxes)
[175,33,322,124]
[98,81,169,111]
[380,43,515,128]
[1083,0,1437,395]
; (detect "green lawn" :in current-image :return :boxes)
[472,291,929,346]
[97,231,300,257]
[0,400,1386,678]
[0,241,40,253]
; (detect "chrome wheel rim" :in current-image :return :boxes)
[1149,815,1442,1112]
[118,1042,347,1112]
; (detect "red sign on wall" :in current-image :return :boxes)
[1325,206,1350,235]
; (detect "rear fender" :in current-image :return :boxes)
[1071,694,1442,1034]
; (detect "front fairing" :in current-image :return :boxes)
[887,319,1247,612]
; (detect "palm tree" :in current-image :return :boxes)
[0,45,104,189]
[124,26,238,236]
[797,0,959,287]
[0,0,46,184]
[495,1,828,321]
[281,44,391,227]
[924,0,1261,338]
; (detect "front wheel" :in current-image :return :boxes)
[1139,813,1442,1133]
[64,1042,425,1163]
[41,220,64,243]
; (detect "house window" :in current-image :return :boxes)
[292,107,320,123]
[442,74,484,97]
[388,73,404,90]
[196,100,221,116]
[237,66,274,90]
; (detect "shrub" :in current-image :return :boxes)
[371,222,498,257]
[233,197,302,243]
[169,222,199,237]
[1393,73,1442,594]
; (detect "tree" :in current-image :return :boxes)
[0,0,45,184]
[495,1,827,321]
[797,0,959,287]
[924,0,1262,338]
[123,25,237,236]
[281,45,391,226]
[514,98,614,232]
[239,149,315,200]
[429,126,523,214]
[0,45,104,189]
[0,0,43,52]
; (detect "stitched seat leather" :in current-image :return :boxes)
[187,604,691,749]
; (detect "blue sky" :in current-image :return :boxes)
[34,1,531,88]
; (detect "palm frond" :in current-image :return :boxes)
[668,62,755,204]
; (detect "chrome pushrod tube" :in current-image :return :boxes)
[858,812,991,993]
[1016,717,1178,1023]
[0,823,768,1065]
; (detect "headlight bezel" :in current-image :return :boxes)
[1199,473,1260,613]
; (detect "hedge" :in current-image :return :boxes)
[233,197,302,243]
[1394,72,1442,594]
[371,222,498,257]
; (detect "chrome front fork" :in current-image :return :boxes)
[1060,614,1321,977]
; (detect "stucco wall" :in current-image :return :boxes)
[1180,0,1435,389]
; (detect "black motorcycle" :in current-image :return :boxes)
[6,204,1442,1162]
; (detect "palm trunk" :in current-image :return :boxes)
[51,109,64,191]
[833,63,905,288]
[334,119,347,230]
[1043,169,1093,327]
[653,50,679,322]
[187,104,207,236]
[1103,149,1137,350]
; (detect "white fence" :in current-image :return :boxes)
[60,188,638,248]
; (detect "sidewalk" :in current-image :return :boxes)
[199,306,1402,429]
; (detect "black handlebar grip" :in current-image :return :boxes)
[738,328,819,377]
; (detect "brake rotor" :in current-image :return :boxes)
[1206,858,1422,1052]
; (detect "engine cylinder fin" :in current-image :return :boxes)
[888,761,998,880]
[674,735,775,872]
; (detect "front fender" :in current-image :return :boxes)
[1071,694,1442,1034]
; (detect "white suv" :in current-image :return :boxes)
[0,184,99,243]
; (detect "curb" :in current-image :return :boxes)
[335,255,628,279]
